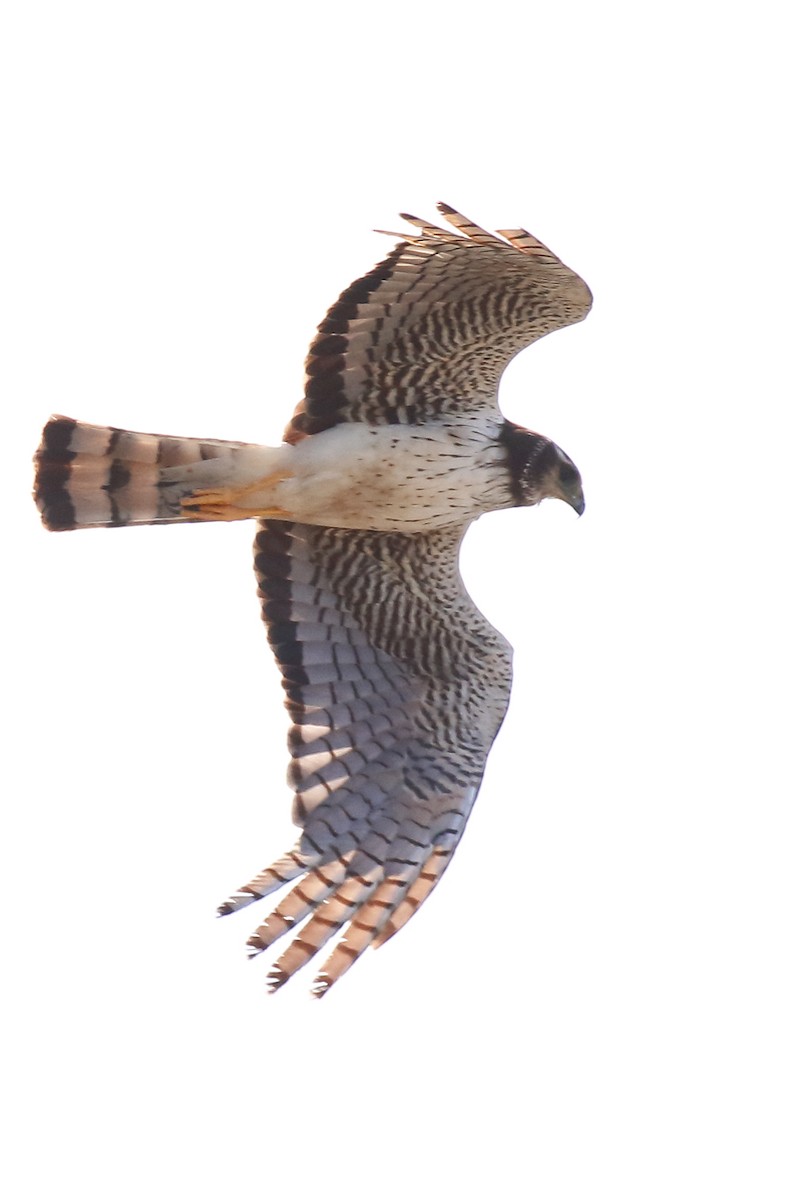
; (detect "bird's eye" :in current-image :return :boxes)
[558,462,578,486]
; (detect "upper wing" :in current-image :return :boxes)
[218,519,513,996]
[285,202,592,443]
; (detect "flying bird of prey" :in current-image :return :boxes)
[34,204,592,996]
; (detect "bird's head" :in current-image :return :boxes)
[537,441,585,515]
[500,422,585,515]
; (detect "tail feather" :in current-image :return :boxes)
[34,416,277,531]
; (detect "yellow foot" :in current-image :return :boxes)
[180,472,292,522]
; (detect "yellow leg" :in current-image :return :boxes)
[180,470,292,522]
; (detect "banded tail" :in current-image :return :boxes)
[34,416,282,531]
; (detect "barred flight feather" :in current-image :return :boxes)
[209,519,512,993]
[34,416,284,531]
[285,201,590,443]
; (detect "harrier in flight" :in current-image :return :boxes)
[35,204,592,995]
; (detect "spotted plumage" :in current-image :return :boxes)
[33,204,591,995]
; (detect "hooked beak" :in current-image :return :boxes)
[566,487,585,517]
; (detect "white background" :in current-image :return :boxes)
[2,3,798,1197]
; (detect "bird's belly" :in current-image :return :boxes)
[277,422,509,532]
